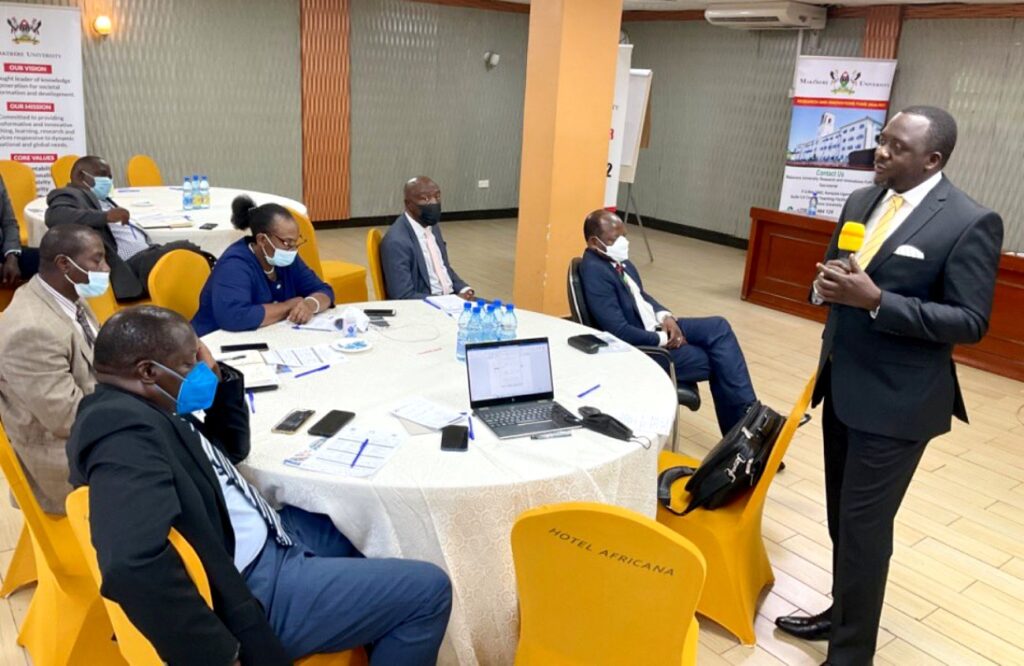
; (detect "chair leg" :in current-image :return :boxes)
[0,523,36,597]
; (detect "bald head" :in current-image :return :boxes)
[403,176,442,225]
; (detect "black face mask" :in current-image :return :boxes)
[417,203,442,227]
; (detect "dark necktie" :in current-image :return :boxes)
[75,301,95,349]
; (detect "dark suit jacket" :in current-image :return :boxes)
[44,186,145,299]
[814,176,1003,441]
[66,368,290,666]
[0,178,22,255]
[379,213,468,299]
[578,248,668,347]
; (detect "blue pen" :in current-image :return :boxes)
[246,390,255,414]
[350,439,369,468]
[294,364,329,378]
[577,384,601,398]
[467,414,475,441]
[423,298,443,311]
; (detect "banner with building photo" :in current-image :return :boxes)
[0,3,86,195]
[779,56,897,219]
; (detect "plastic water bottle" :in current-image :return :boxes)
[500,304,517,341]
[456,302,472,362]
[199,175,210,209]
[486,304,501,342]
[491,299,504,332]
[182,176,193,210]
[192,174,201,206]
[467,305,483,344]
[807,192,818,216]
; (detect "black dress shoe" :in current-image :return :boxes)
[798,413,812,427]
[775,607,832,641]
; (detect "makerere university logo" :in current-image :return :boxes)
[830,69,861,95]
[7,18,42,45]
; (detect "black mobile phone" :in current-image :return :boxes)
[199,222,217,230]
[567,334,608,355]
[440,425,469,452]
[221,342,270,353]
[307,410,355,438]
[363,308,396,317]
[272,409,315,434]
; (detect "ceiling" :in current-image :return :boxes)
[501,0,1015,9]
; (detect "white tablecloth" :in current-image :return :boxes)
[25,186,307,257]
[203,301,677,665]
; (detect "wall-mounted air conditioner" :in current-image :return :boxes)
[705,2,827,30]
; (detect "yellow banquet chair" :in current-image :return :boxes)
[147,249,211,320]
[0,160,37,245]
[0,523,37,597]
[125,154,163,187]
[657,374,817,646]
[512,502,707,666]
[66,487,366,666]
[0,421,123,665]
[86,286,151,325]
[51,154,79,188]
[289,207,368,305]
[366,228,385,300]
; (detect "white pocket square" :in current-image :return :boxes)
[894,244,925,260]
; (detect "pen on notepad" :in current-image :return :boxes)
[350,439,369,468]
[221,354,246,362]
[246,390,255,414]
[577,384,601,398]
[294,364,329,378]
[423,298,443,311]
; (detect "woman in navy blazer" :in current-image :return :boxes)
[192,196,333,337]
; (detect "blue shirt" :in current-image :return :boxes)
[192,237,333,337]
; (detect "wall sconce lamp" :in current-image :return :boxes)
[484,51,500,70]
[92,15,112,37]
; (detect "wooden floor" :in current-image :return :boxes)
[1,219,1021,665]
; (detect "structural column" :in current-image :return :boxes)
[513,0,624,315]
[863,5,903,59]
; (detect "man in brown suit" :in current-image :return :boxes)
[0,224,108,514]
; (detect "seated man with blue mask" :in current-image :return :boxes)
[45,155,211,300]
[578,209,758,435]
[67,306,452,665]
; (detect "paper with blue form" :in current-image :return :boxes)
[283,424,405,477]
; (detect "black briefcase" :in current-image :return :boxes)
[657,401,784,515]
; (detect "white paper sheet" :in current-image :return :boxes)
[283,425,404,477]
[390,396,464,431]
[261,343,346,368]
[424,295,467,315]
[595,332,632,354]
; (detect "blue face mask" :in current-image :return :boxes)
[261,234,298,268]
[62,257,110,298]
[87,174,113,200]
[152,360,219,414]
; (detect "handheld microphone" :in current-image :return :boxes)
[837,222,866,266]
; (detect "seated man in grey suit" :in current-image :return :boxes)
[0,224,105,514]
[379,176,475,300]
[44,155,209,300]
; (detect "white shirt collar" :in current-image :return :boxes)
[887,171,943,209]
[38,275,80,315]
[405,211,426,238]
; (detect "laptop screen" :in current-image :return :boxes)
[466,338,555,407]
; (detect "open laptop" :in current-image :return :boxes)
[466,337,580,439]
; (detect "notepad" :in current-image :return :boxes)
[238,364,279,391]
[283,425,404,477]
[261,343,346,368]
[425,295,468,315]
[390,396,463,431]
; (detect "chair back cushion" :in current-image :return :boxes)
[147,249,212,320]
[366,228,385,300]
[567,257,595,328]
[126,154,164,187]
[0,160,37,243]
[51,154,79,189]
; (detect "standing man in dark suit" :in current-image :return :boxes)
[67,306,452,665]
[379,176,474,300]
[578,209,757,435]
[44,155,209,300]
[775,106,1003,665]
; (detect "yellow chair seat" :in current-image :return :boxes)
[322,260,368,305]
[0,160,37,246]
[656,376,816,646]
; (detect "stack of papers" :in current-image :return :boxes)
[390,396,464,430]
[425,295,467,315]
[283,425,404,477]
[595,333,631,354]
[292,313,342,332]
[261,343,347,368]
[133,212,193,229]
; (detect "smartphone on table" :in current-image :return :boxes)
[272,409,316,434]
[221,342,269,353]
[307,410,356,438]
[441,425,469,452]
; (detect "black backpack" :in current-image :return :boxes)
[657,401,784,515]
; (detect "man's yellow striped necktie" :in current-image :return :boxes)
[857,195,904,268]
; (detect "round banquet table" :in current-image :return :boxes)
[24,185,307,257]
[202,300,677,665]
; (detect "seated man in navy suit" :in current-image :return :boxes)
[379,176,475,300]
[579,209,757,435]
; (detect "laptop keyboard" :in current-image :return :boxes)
[481,403,573,429]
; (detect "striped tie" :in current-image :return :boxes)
[75,301,96,349]
[190,423,293,547]
[857,195,904,268]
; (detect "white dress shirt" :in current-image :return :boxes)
[618,264,673,347]
[404,213,471,296]
[197,431,268,572]
[38,277,98,341]
[100,198,151,261]
[813,172,943,314]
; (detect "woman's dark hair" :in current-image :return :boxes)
[230,194,293,237]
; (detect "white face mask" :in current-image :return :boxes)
[600,236,630,263]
